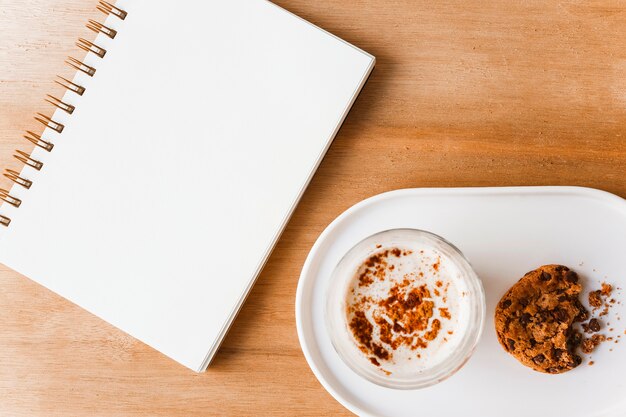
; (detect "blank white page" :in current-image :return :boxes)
[0,0,374,371]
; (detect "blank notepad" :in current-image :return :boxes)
[0,0,374,371]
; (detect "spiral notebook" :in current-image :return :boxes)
[0,1,374,371]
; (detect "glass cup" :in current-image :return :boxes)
[325,228,485,389]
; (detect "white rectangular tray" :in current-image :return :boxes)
[296,186,626,417]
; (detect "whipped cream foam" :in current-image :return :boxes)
[342,240,472,377]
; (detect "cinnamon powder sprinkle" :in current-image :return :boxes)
[424,319,441,341]
[349,311,374,350]
[346,247,451,366]
[358,249,412,287]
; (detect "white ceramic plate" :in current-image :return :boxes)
[295,186,626,417]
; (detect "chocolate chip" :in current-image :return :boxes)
[588,318,601,332]
[572,354,582,366]
[520,313,532,325]
[506,338,516,351]
[551,348,564,361]
[504,317,513,332]
[558,295,568,302]
[547,367,560,373]
[501,299,512,309]
[568,331,582,348]
[553,308,568,322]
[536,310,548,322]
[529,338,537,347]
[519,298,529,307]
[575,312,589,322]
[533,353,545,364]
[574,301,590,322]
[565,270,578,283]
[555,265,569,272]
[540,271,552,281]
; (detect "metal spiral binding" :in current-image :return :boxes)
[34,112,64,133]
[0,1,127,227]
[66,56,97,77]
[24,131,54,152]
[97,1,127,20]
[4,170,32,189]
[86,19,117,39]
[14,150,43,171]
[45,94,75,114]
[0,189,21,208]
[77,38,107,58]
[55,76,86,96]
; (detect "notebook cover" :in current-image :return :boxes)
[0,0,374,371]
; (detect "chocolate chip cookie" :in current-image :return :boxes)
[494,265,587,374]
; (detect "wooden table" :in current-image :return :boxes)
[1,1,625,415]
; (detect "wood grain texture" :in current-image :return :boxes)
[0,1,625,415]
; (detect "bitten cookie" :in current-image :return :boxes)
[494,264,588,374]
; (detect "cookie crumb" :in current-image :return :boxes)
[588,361,594,366]
[601,283,613,296]
[589,290,603,308]
[583,318,601,333]
[581,334,606,354]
